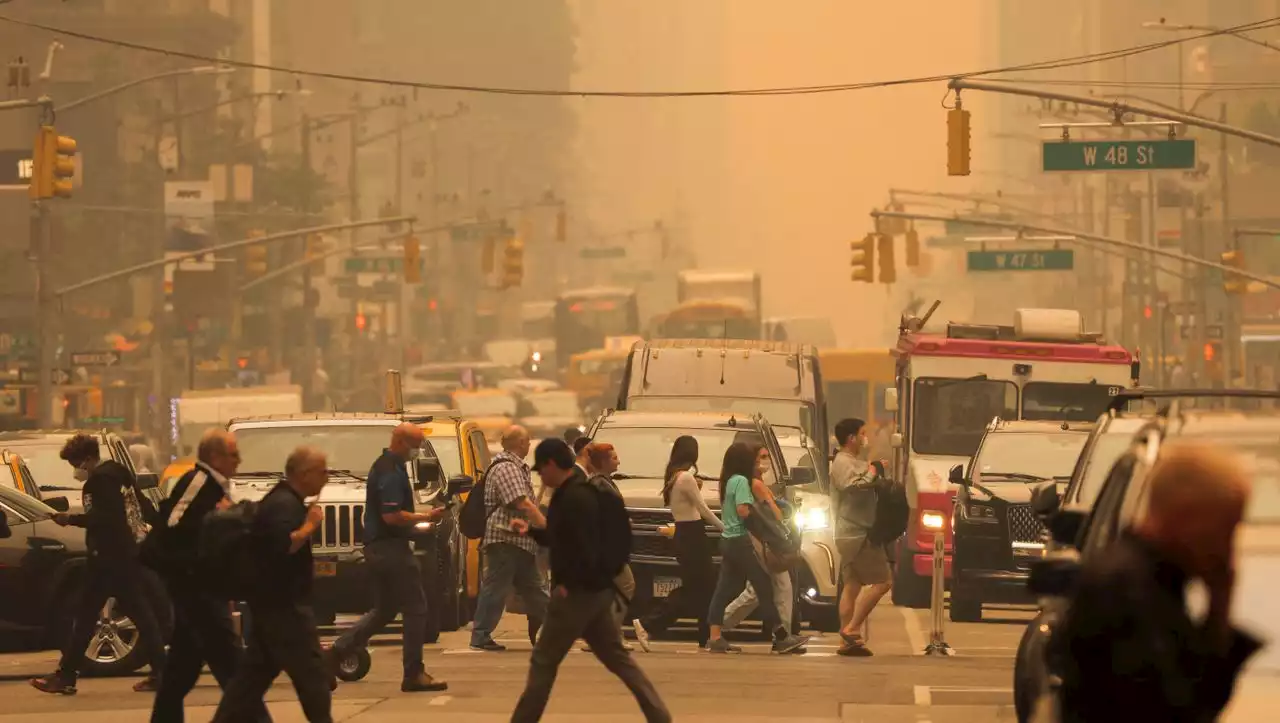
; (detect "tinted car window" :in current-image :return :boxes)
[1069,433,1134,507]
[591,426,764,482]
[912,378,1017,457]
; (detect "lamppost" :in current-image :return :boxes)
[56,65,234,114]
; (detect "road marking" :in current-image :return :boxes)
[442,648,483,655]
[913,685,931,706]
[900,607,926,655]
[913,685,1013,707]
[428,695,452,706]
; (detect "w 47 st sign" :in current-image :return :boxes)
[1042,139,1197,172]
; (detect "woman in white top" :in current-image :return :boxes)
[633,436,722,648]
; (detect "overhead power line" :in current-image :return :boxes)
[0,13,1277,98]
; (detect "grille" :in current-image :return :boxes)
[632,534,675,558]
[313,503,365,549]
[1007,504,1047,544]
[628,508,674,529]
[627,507,720,561]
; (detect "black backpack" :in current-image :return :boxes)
[198,500,260,600]
[585,475,632,589]
[868,480,909,546]
[459,457,520,540]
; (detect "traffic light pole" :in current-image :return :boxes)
[32,200,54,428]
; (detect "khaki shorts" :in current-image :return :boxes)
[838,538,891,587]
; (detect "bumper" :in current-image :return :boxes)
[910,552,953,579]
[309,545,437,614]
[952,568,1035,604]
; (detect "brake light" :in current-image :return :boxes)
[920,511,945,530]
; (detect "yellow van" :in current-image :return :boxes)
[819,348,896,454]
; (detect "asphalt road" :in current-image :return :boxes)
[0,601,1031,722]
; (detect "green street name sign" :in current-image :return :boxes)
[1042,139,1197,172]
[967,249,1074,272]
[343,256,423,274]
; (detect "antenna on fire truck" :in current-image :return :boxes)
[901,299,941,335]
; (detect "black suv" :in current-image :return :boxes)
[948,419,1091,623]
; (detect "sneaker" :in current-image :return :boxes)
[789,646,807,655]
[30,676,76,696]
[632,619,651,653]
[401,671,448,693]
[132,675,160,692]
[837,641,874,657]
[771,634,809,654]
[470,640,506,652]
[706,638,742,654]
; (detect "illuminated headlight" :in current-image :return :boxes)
[795,506,829,531]
[532,351,542,362]
[920,511,946,530]
[415,521,434,531]
[958,504,997,524]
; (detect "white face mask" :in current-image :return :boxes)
[72,466,89,482]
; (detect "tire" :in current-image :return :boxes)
[76,569,173,678]
[948,582,982,623]
[891,558,931,608]
[335,648,371,682]
[436,534,468,633]
[1014,619,1037,723]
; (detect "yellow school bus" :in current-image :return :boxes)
[819,348,896,451]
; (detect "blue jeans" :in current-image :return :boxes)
[470,543,549,646]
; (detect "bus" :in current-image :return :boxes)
[819,348,895,456]
[554,287,641,364]
[652,299,760,340]
[888,306,1137,607]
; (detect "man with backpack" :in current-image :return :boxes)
[830,418,903,657]
[327,423,447,693]
[30,433,167,696]
[212,447,331,723]
[468,425,548,651]
[508,438,670,723]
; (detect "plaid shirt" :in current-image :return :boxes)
[482,451,538,554]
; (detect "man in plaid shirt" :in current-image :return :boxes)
[470,426,549,651]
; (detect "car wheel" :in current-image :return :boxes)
[78,597,147,677]
[1014,619,1037,723]
[335,648,371,682]
[890,559,931,608]
[947,586,982,623]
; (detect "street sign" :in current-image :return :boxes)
[1205,324,1224,340]
[18,368,71,384]
[71,350,121,367]
[1041,139,1197,173]
[0,149,33,186]
[579,246,626,260]
[967,249,1074,272]
[343,256,423,274]
[450,220,511,243]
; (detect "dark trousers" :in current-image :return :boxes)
[151,578,269,723]
[471,542,550,646]
[511,587,670,723]
[640,521,713,645]
[707,535,780,631]
[213,603,332,723]
[332,539,428,677]
[59,555,167,681]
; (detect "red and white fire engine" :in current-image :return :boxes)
[885,305,1138,607]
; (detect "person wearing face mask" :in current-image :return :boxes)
[830,418,891,657]
[31,434,168,695]
[326,423,448,693]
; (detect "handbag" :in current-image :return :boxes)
[121,483,151,543]
[744,497,800,574]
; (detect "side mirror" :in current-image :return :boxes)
[447,474,475,496]
[948,464,966,486]
[787,467,816,486]
[1027,556,1081,596]
[1047,508,1086,547]
[135,472,160,491]
[1030,482,1061,519]
[883,388,899,412]
[414,457,442,490]
[44,496,69,512]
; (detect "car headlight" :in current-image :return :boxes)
[920,511,946,530]
[958,503,998,524]
[795,506,829,532]
[532,351,542,362]
[415,521,434,531]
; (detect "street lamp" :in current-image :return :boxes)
[57,66,235,114]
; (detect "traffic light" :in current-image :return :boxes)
[304,234,325,261]
[1222,250,1246,294]
[403,235,421,284]
[850,233,875,283]
[1204,341,1219,362]
[947,108,971,177]
[245,229,268,276]
[501,236,524,288]
[556,206,567,242]
[905,228,920,268]
[877,234,896,284]
[30,124,77,199]
[355,312,367,332]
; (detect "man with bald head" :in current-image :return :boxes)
[1053,442,1261,723]
[470,425,550,651]
[328,423,448,693]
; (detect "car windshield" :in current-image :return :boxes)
[1071,433,1134,506]
[974,431,1088,482]
[12,442,79,491]
[0,483,55,521]
[628,397,808,433]
[912,378,1018,457]
[523,392,580,419]
[1023,382,1124,422]
[590,426,765,481]
[779,442,828,491]
[456,394,517,418]
[575,356,626,377]
[234,425,394,475]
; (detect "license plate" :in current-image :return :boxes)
[314,561,337,577]
[652,577,680,598]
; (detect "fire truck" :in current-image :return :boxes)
[885,304,1138,607]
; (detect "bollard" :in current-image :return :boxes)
[923,531,953,655]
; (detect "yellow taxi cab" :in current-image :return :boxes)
[160,457,195,496]
[1,450,47,501]
[451,388,516,451]
[565,348,629,403]
[418,414,498,625]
